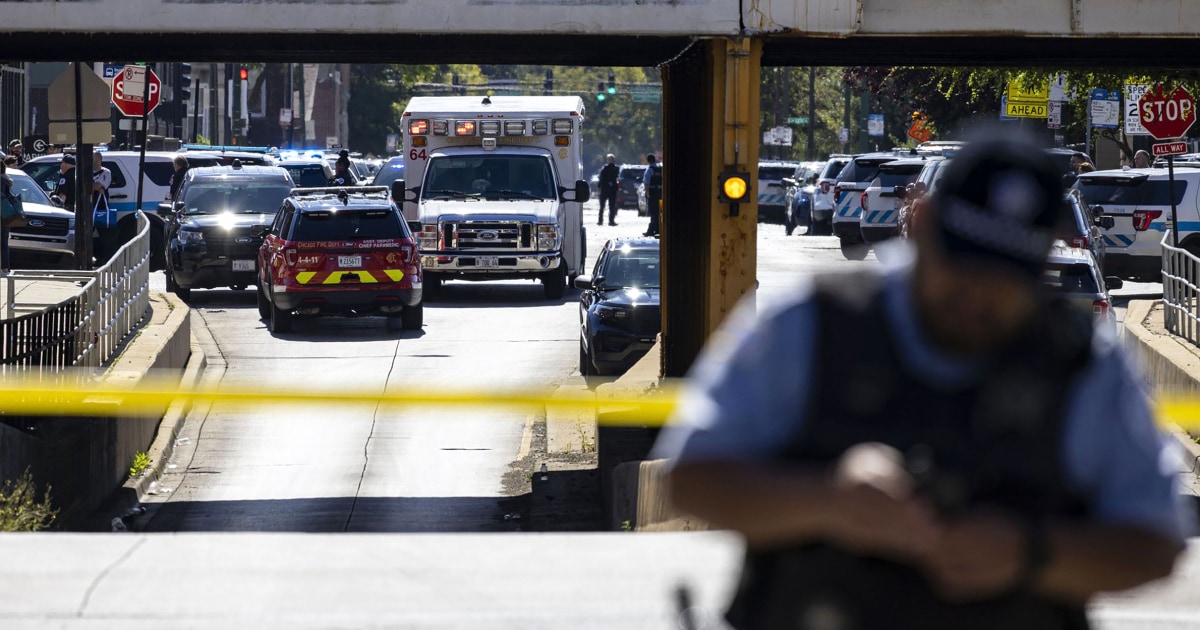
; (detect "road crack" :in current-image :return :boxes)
[343,339,401,532]
[76,537,147,617]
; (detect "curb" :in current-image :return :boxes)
[122,335,206,501]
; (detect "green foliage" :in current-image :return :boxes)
[128,451,151,479]
[761,67,873,161]
[0,469,58,532]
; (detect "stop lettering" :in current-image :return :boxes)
[1138,85,1197,140]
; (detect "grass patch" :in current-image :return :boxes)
[128,451,152,479]
[0,469,58,531]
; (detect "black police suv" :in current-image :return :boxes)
[573,237,661,376]
[160,164,295,301]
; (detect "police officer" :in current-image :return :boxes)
[643,153,663,237]
[8,140,25,167]
[53,154,77,211]
[598,154,619,226]
[329,153,356,187]
[654,137,1190,630]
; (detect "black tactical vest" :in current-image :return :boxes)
[726,272,1094,630]
[648,163,663,193]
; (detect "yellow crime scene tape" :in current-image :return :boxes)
[0,378,1198,432]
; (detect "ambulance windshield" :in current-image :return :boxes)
[423,155,556,201]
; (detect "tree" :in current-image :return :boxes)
[348,64,441,156]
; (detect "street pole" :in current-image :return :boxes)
[73,62,94,270]
[859,88,869,153]
[287,63,295,149]
[208,63,218,145]
[1170,153,1179,246]
[807,67,815,161]
[191,75,200,143]
[136,65,150,220]
[842,82,851,154]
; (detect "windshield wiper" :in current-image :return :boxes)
[425,189,473,199]
[482,189,545,200]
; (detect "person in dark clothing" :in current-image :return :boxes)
[643,153,663,236]
[329,155,356,187]
[598,154,619,226]
[53,154,77,211]
[168,156,189,202]
[8,140,25,167]
[655,136,1189,630]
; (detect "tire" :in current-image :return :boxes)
[579,340,593,377]
[400,303,423,331]
[813,218,832,236]
[269,290,293,333]
[256,282,271,320]
[165,269,190,302]
[840,238,870,261]
[542,262,567,300]
[386,316,405,332]
[423,273,442,302]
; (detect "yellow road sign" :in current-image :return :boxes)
[1006,100,1049,118]
[1007,81,1049,102]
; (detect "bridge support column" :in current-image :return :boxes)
[660,38,761,377]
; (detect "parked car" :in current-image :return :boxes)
[257,186,423,333]
[617,164,646,211]
[833,153,902,259]
[370,156,406,189]
[277,158,334,188]
[898,157,950,239]
[1061,188,1113,276]
[573,237,661,377]
[160,164,296,301]
[1042,240,1122,325]
[783,161,824,236]
[5,169,76,268]
[758,161,801,224]
[807,155,851,236]
[859,157,928,244]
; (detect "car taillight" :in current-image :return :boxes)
[284,248,297,266]
[1070,236,1089,249]
[820,181,831,194]
[1093,300,1110,319]
[860,192,869,212]
[1132,209,1163,231]
[399,243,416,264]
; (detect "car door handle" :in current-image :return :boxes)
[109,194,129,199]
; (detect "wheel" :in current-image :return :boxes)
[386,316,405,332]
[579,340,593,377]
[165,269,190,301]
[400,303,423,331]
[542,262,567,300]
[423,273,442,302]
[840,238,870,261]
[256,282,270,320]
[269,290,293,333]
[813,218,832,236]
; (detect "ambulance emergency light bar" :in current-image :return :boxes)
[407,118,571,137]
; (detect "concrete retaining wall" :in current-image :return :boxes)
[0,292,190,526]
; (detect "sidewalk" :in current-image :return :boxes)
[0,273,91,320]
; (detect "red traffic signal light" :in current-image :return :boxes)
[239,67,248,81]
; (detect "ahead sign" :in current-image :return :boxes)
[1138,85,1196,140]
[111,65,162,118]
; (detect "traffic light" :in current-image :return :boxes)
[596,82,606,102]
[239,66,248,81]
[718,171,751,215]
[607,73,616,95]
[176,63,192,103]
[543,69,554,96]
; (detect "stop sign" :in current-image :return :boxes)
[1138,84,1196,140]
[111,65,162,118]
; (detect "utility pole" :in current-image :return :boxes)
[223,63,233,144]
[287,63,295,149]
[807,67,816,161]
[842,82,851,154]
[859,87,870,153]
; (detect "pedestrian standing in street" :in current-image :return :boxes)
[8,140,25,167]
[599,154,619,226]
[1134,150,1152,168]
[168,155,189,202]
[655,137,1190,630]
[329,154,356,187]
[92,152,116,265]
[643,153,663,237]
[53,154,77,211]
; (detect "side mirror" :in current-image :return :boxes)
[781,178,797,187]
[391,179,405,203]
[561,180,590,202]
[156,202,175,218]
[894,186,907,199]
[1104,276,1124,291]
[49,196,64,208]
[1098,216,1115,230]
[573,274,593,290]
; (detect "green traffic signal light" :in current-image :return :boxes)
[606,86,616,95]
[597,93,606,102]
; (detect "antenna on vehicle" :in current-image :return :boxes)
[482,96,492,106]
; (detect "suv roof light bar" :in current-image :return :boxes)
[290,186,391,197]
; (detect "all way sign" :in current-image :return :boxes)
[1153,141,1188,157]
[1006,100,1048,118]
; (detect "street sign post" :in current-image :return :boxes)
[48,62,111,269]
[867,114,884,137]
[279,108,293,127]
[1139,84,1198,246]
[1125,84,1151,135]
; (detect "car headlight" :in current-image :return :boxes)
[597,305,628,322]
[179,229,205,245]
[537,224,561,251]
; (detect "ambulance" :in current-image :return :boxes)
[397,96,590,300]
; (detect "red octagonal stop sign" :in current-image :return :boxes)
[1139,85,1196,141]
[111,65,162,118]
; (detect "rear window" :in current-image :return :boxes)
[820,160,849,180]
[838,159,889,185]
[1043,263,1099,294]
[1074,178,1187,206]
[284,165,329,188]
[371,160,405,188]
[758,167,795,181]
[291,209,405,241]
[619,167,646,180]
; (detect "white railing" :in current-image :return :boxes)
[1161,230,1200,347]
[1,212,151,370]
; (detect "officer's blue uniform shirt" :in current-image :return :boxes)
[653,248,1194,544]
[643,163,657,188]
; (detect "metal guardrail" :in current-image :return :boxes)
[1,212,151,371]
[1162,230,1200,346]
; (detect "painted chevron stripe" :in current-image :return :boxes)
[293,269,405,285]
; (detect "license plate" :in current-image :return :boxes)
[477,256,498,268]
[232,259,255,272]
[338,255,362,268]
